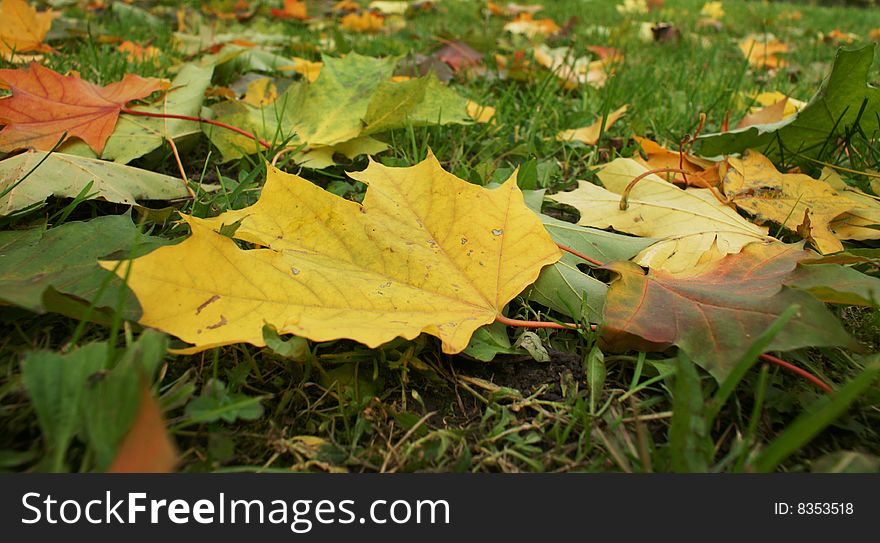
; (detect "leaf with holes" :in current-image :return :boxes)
[102,153,562,354]
[600,241,859,380]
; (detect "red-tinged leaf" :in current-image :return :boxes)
[600,242,859,380]
[433,40,483,72]
[107,384,177,473]
[0,63,168,153]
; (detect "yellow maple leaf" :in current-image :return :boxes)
[103,153,561,354]
[340,11,385,33]
[241,77,278,106]
[280,56,323,82]
[0,0,53,58]
[821,167,880,242]
[739,35,789,69]
[700,1,724,20]
[503,13,560,39]
[723,151,855,254]
[549,158,771,272]
[556,105,627,144]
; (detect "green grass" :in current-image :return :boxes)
[1,0,880,473]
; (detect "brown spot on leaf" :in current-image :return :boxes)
[195,295,220,315]
[207,315,228,330]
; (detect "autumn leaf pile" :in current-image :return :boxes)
[2,0,880,473]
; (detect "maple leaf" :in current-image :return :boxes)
[556,105,627,145]
[0,63,168,154]
[723,151,855,254]
[0,0,53,58]
[504,13,560,39]
[699,45,879,165]
[633,136,720,187]
[601,242,858,380]
[108,384,177,473]
[533,44,615,89]
[822,168,880,242]
[739,35,789,69]
[271,0,308,20]
[340,11,385,33]
[549,158,770,272]
[103,153,562,354]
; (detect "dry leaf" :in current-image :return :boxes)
[533,44,615,89]
[556,104,628,144]
[271,0,308,19]
[822,168,880,241]
[549,158,770,272]
[633,136,721,187]
[103,153,561,354]
[0,63,168,154]
[340,11,385,32]
[107,384,178,473]
[280,56,323,82]
[504,13,560,39]
[0,0,53,58]
[117,41,161,64]
[736,97,789,128]
[241,77,278,106]
[739,35,789,69]
[723,151,855,254]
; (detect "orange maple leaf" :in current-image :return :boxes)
[0,0,54,57]
[340,12,385,33]
[271,0,308,20]
[0,63,169,154]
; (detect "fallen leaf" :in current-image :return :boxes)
[271,0,308,20]
[280,56,323,82]
[723,151,855,254]
[820,29,858,45]
[601,241,858,380]
[0,150,189,215]
[103,153,561,354]
[487,2,544,16]
[340,11,385,33]
[700,1,724,20]
[369,1,410,15]
[504,13,560,39]
[787,262,880,307]
[739,34,789,69]
[117,41,161,64]
[97,63,213,164]
[0,215,168,320]
[108,384,177,473]
[467,101,496,123]
[549,158,771,272]
[735,97,789,128]
[0,63,168,154]
[433,40,483,72]
[533,44,615,89]
[0,0,53,58]
[633,136,721,187]
[699,45,879,164]
[616,0,648,15]
[556,104,627,144]
[823,168,880,241]
[747,91,806,116]
[241,76,278,106]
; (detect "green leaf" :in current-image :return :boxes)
[668,353,712,473]
[0,215,169,320]
[81,331,169,470]
[585,345,605,415]
[21,343,107,471]
[262,324,311,361]
[102,63,215,164]
[786,263,880,306]
[752,357,880,472]
[0,151,189,215]
[184,379,265,424]
[462,322,524,361]
[697,44,879,164]
[523,215,655,320]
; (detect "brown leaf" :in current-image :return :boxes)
[601,242,858,380]
[107,384,177,473]
[0,63,168,153]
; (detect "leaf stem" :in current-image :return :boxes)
[556,243,604,267]
[618,167,693,210]
[758,353,833,394]
[119,108,272,150]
